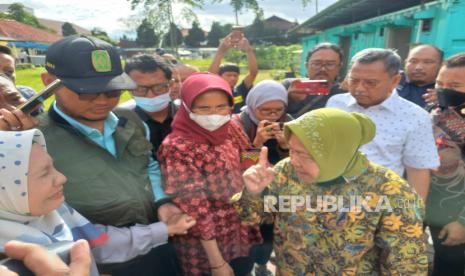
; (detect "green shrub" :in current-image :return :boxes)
[16,63,35,70]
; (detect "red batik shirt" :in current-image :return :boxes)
[158,122,261,275]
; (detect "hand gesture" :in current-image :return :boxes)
[423,88,437,104]
[272,125,288,149]
[1,240,91,276]
[243,147,275,195]
[253,121,275,148]
[236,37,251,51]
[0,108,39,131]
[166,213,196,236]
[288,81,308,102]
[439,221,465,246]
[218,35,235,53]
[157,202,183,222]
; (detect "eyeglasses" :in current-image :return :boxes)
[347,78,381,89]
[308,62,339,70]
[191,104,232,115]
[132,82,171,97]
[77,90,121,101]
[257,107,285,116]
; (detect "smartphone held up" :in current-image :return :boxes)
[18,79,62,113]
[291,79,329,95]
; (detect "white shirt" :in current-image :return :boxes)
[326,91,439,175]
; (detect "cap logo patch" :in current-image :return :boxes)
[91,50,112,72]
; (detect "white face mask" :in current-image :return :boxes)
[189,113,231,131]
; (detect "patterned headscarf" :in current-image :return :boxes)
[0,129,107,250]
[284,108,376,182]
[244,80,288,124]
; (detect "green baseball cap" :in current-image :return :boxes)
[45,35,136,94]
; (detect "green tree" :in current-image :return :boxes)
[244,15,264,42]
[6,3,54,32]
[62,22,77,36]
[207,22,224,47]
[184,21,205,47]
[126,0,204,55]
[91,28,118,45]
[136,19,159,47]
[211,0,261,25]
[162,23,183,48]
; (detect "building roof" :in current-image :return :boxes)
[263,15,298,32]
[0,19,62,43]
[38,18,91,36]
[291,0,436,34]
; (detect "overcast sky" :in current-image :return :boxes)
[0,0,337,38]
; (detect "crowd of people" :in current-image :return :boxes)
[0,30,464,276]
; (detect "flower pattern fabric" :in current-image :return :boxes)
[158,122,261,275]
[235,160,428,276]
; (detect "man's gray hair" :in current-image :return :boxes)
[350,48,401,75]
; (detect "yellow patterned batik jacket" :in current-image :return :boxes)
[234,159,428,276]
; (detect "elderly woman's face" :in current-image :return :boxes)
[288,135,320,183]
[0,77,26,110]
[254,100,285,122]
[191,90,232,115]
[28,144,67,216]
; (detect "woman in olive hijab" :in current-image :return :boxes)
[236,108,428,276]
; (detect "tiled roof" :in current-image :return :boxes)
[0,19,62,43]
[38,18,91,36]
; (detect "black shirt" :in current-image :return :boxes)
[133,102,178,156]
[233,80,252,113]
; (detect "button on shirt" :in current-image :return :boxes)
[326,91,440,175]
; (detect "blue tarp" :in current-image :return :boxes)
[7,41,49,49]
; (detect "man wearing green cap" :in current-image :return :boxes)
[236,108,428,275]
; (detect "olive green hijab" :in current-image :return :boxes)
[284,108,376,182]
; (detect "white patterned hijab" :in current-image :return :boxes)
[0,129,107,250]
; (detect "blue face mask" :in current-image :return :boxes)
[133,93,171,112]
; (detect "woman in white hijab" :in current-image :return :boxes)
[0,129,107,275]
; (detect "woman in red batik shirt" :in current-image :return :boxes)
[157,73,261,276]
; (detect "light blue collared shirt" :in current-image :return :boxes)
[53,102,167,201]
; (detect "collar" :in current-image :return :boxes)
[347,90,399,112]
[52,101,119,137]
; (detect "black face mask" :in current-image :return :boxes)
[437,88,465,108]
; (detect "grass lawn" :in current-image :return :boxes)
[15,64,288,110]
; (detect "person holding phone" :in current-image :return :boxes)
[283,43,347,118]
[232,80,291,276]
[233,80,292,165]
[208,29,258,113]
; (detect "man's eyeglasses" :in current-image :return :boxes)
[257,107,285,116]
[347,78,381,89]
[308,62,339,70]
[77,90,121,101]
[132,82,171,97]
